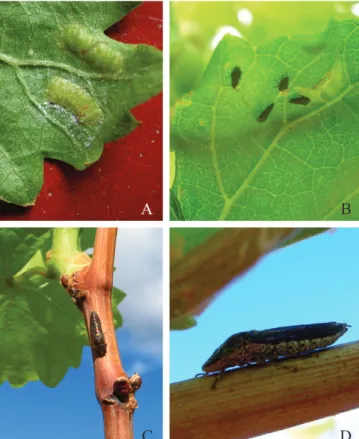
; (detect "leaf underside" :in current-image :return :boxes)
[0,2,162,206]
[171,20,359,220]
[0,228,125,388]
[169,227,329,330]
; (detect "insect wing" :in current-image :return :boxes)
[249,322,349,345]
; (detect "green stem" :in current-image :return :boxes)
[11,229,85,287]
[48,228,81,276]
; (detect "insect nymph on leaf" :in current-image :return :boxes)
[202,322,349,374]
[231,66,242,89]
[63,25,124,75]
[89,311,107,357]
[289,96,311,105]
[278,76,289,92]
[257,103,274,123]
[46,76,104,126]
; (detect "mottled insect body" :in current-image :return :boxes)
[202,322,349,373]
[90,311,107,357]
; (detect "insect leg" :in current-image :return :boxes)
[211,371,223,390]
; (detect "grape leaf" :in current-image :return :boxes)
[170,189,185,220]
[80,228,97,252]
[170,315,197,331]
[0,2,162,206]
[0,228,51,275]
[171,20,359,220]
[0,229,125,387]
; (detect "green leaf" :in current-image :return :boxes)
[171,20,359,220]
[112,286,126,328]
[170,190,186,220]
[0,228,125,387]
[0,2,162,206]
[80,228,97,252]
[0,229,51,276]
[170,315,197,331]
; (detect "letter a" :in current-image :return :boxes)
[141,204,153,215]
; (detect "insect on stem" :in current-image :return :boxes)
[89,311,107,357]
[201,322,350,389]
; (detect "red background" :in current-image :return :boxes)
[0,2,163,221]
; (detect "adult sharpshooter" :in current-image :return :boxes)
[89,311,107,357]
[202,322,349,374]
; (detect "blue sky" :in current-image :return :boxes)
[1,228,163,439]
[171,228,358,383]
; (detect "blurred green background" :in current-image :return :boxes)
[170,1,358,104]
